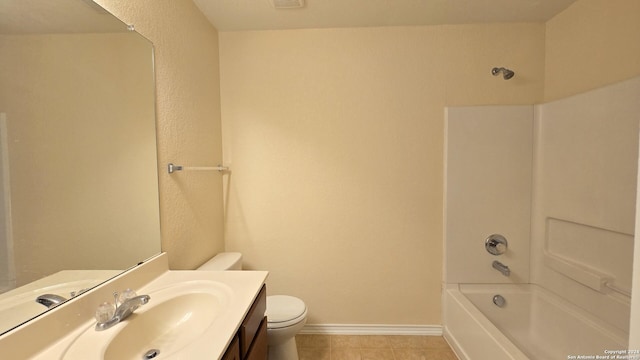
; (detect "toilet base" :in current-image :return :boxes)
[267,336,299,360]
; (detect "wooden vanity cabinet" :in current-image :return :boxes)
[244,316,267,360]
[222,285,267,360]
[221,336,240,360]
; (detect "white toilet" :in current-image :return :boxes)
[197,253,307,360]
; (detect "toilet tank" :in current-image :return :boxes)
[197,252,243,270]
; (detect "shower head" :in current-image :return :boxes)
[491,67,515,80]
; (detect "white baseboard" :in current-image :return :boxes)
[299,324,443,336]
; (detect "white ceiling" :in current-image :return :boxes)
[193,0,579,32]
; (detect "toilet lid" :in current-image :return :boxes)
[267,295,306,326]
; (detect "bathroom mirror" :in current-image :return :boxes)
[0,0,161,335]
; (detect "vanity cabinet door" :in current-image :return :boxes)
[222,335,240,360]
[245,317,268,360]
[240,285,266,358]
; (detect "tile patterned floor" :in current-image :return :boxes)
[295,334,459,360]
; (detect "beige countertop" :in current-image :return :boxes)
[0,254,268,360]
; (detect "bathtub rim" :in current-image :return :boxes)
[459,282,628,346]
[444,283,628,360]
[444,283,529,360]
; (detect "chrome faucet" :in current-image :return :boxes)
[95,291,150,331]
[35,294,67,308]
[36,287,94,309]
[492,260,511,276]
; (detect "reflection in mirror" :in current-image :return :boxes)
[0,0,160,335]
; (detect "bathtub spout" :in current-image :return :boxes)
[492,261,511,276]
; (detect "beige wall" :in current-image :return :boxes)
[544,0,640,101]
[95,0,226,269]
[219,24,544,325]
[631,145,640,348]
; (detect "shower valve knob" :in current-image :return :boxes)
[485,234,508,255]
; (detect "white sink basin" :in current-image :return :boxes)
[62,280,231,360]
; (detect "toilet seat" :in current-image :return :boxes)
[266,295,307,329]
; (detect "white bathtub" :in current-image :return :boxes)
[443,284,628,360]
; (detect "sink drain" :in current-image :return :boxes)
[143,349,160,359]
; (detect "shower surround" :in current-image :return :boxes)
[443,77,640,359]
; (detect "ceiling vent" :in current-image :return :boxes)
[271,0,305,9]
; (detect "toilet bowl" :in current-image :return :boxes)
[266,295,307,359]
[197,253,307,360]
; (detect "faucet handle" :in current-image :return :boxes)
[118,288,138,303]
[485,234,508,255]
[95,302,116,323]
